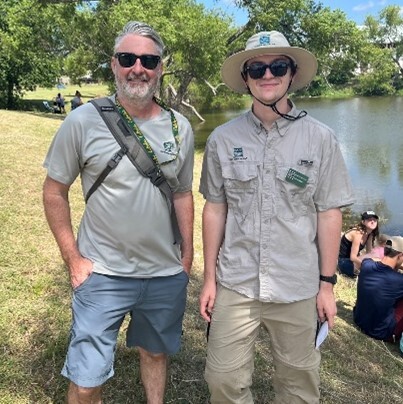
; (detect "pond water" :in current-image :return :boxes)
[191,96,403,235]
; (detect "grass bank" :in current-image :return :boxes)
[22,83,110,113]
[0,89,402,402]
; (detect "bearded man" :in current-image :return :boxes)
[43,21,194,404]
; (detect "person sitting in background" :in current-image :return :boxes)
[70,90,83,110]
[55,93,66,113]
[338,211,379,278]
[353,240,403,342]
[360,233,388,262]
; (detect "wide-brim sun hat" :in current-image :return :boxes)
[221,31,318,94]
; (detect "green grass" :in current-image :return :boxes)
[22,83,111,113]
[0,87,402,403]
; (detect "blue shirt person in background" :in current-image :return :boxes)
[354,241,403,342]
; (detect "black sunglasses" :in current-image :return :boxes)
[114,52,161,70]
[245,60,291,80]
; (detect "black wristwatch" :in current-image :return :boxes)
[320,274,337,285]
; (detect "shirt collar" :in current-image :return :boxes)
[248,100,302,137]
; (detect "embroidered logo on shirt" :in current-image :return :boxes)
[298,159,314,166]
[161,141,176,156]
[232,147,247,161]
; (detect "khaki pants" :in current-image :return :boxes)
[205,286,320,404]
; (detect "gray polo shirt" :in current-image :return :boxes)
[44,97,194,277]
[199,104,355,303]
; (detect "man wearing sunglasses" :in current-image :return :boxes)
[354,241,403,343]
[43,21,194,403]
[199,31,354,403]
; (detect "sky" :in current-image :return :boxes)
[198,0,403,26]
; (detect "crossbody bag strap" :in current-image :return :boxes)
[88,97,182,245]
[85,147,127,203]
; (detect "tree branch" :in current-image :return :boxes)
[204,80,226,95]
[226,20,254,46]
[168,83,205,122]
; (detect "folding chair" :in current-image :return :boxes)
[43,101,55,112]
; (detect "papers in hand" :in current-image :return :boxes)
[315,320,329,349]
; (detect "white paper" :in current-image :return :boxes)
[315,320,329,349]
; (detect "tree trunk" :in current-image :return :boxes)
[7,74,15,109]
[170,74,193,111]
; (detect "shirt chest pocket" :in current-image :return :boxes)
[275,165,318,221]
[222,163,258,219]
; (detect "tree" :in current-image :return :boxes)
[58,0,237,118]
[0,0,77,109]
[365,5,403,88]
[0,0,237,115]
[354,43,397,96]
[302,8,365,90]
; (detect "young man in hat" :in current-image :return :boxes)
[354,241,403,342]
[199,31,355,403]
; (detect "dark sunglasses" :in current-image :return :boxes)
[245,60,291,80]
[114,52,161,70]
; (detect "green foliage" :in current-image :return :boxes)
[355,74,395,96]
[57,0,235,113]
[1,0,403,113]
[302,8,365,90]
[190,82,245,112]
[355,45,397,96]
[393,74,403,90]
[236,0,320,34]
[304,76,328,97]
[0,0,77,109]
[363,5,403,93]
[326,57,356,85]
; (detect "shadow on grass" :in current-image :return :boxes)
[19,97,80,112]
[6,103,67,121]
[18,99,58,112]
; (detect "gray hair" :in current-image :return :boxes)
[114,21,165,56]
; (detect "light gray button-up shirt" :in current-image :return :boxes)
[199,104,355,303]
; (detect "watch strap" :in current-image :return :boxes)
[320,274,337,285]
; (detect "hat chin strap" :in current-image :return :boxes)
[246,79,307,122]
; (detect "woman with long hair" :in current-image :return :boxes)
[338,211,380,277]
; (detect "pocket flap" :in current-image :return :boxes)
[222,163,258,182]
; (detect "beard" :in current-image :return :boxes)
[115,71,160,102]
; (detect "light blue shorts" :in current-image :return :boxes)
[61,271,188,388]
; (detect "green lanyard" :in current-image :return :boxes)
[115,96,180,167]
